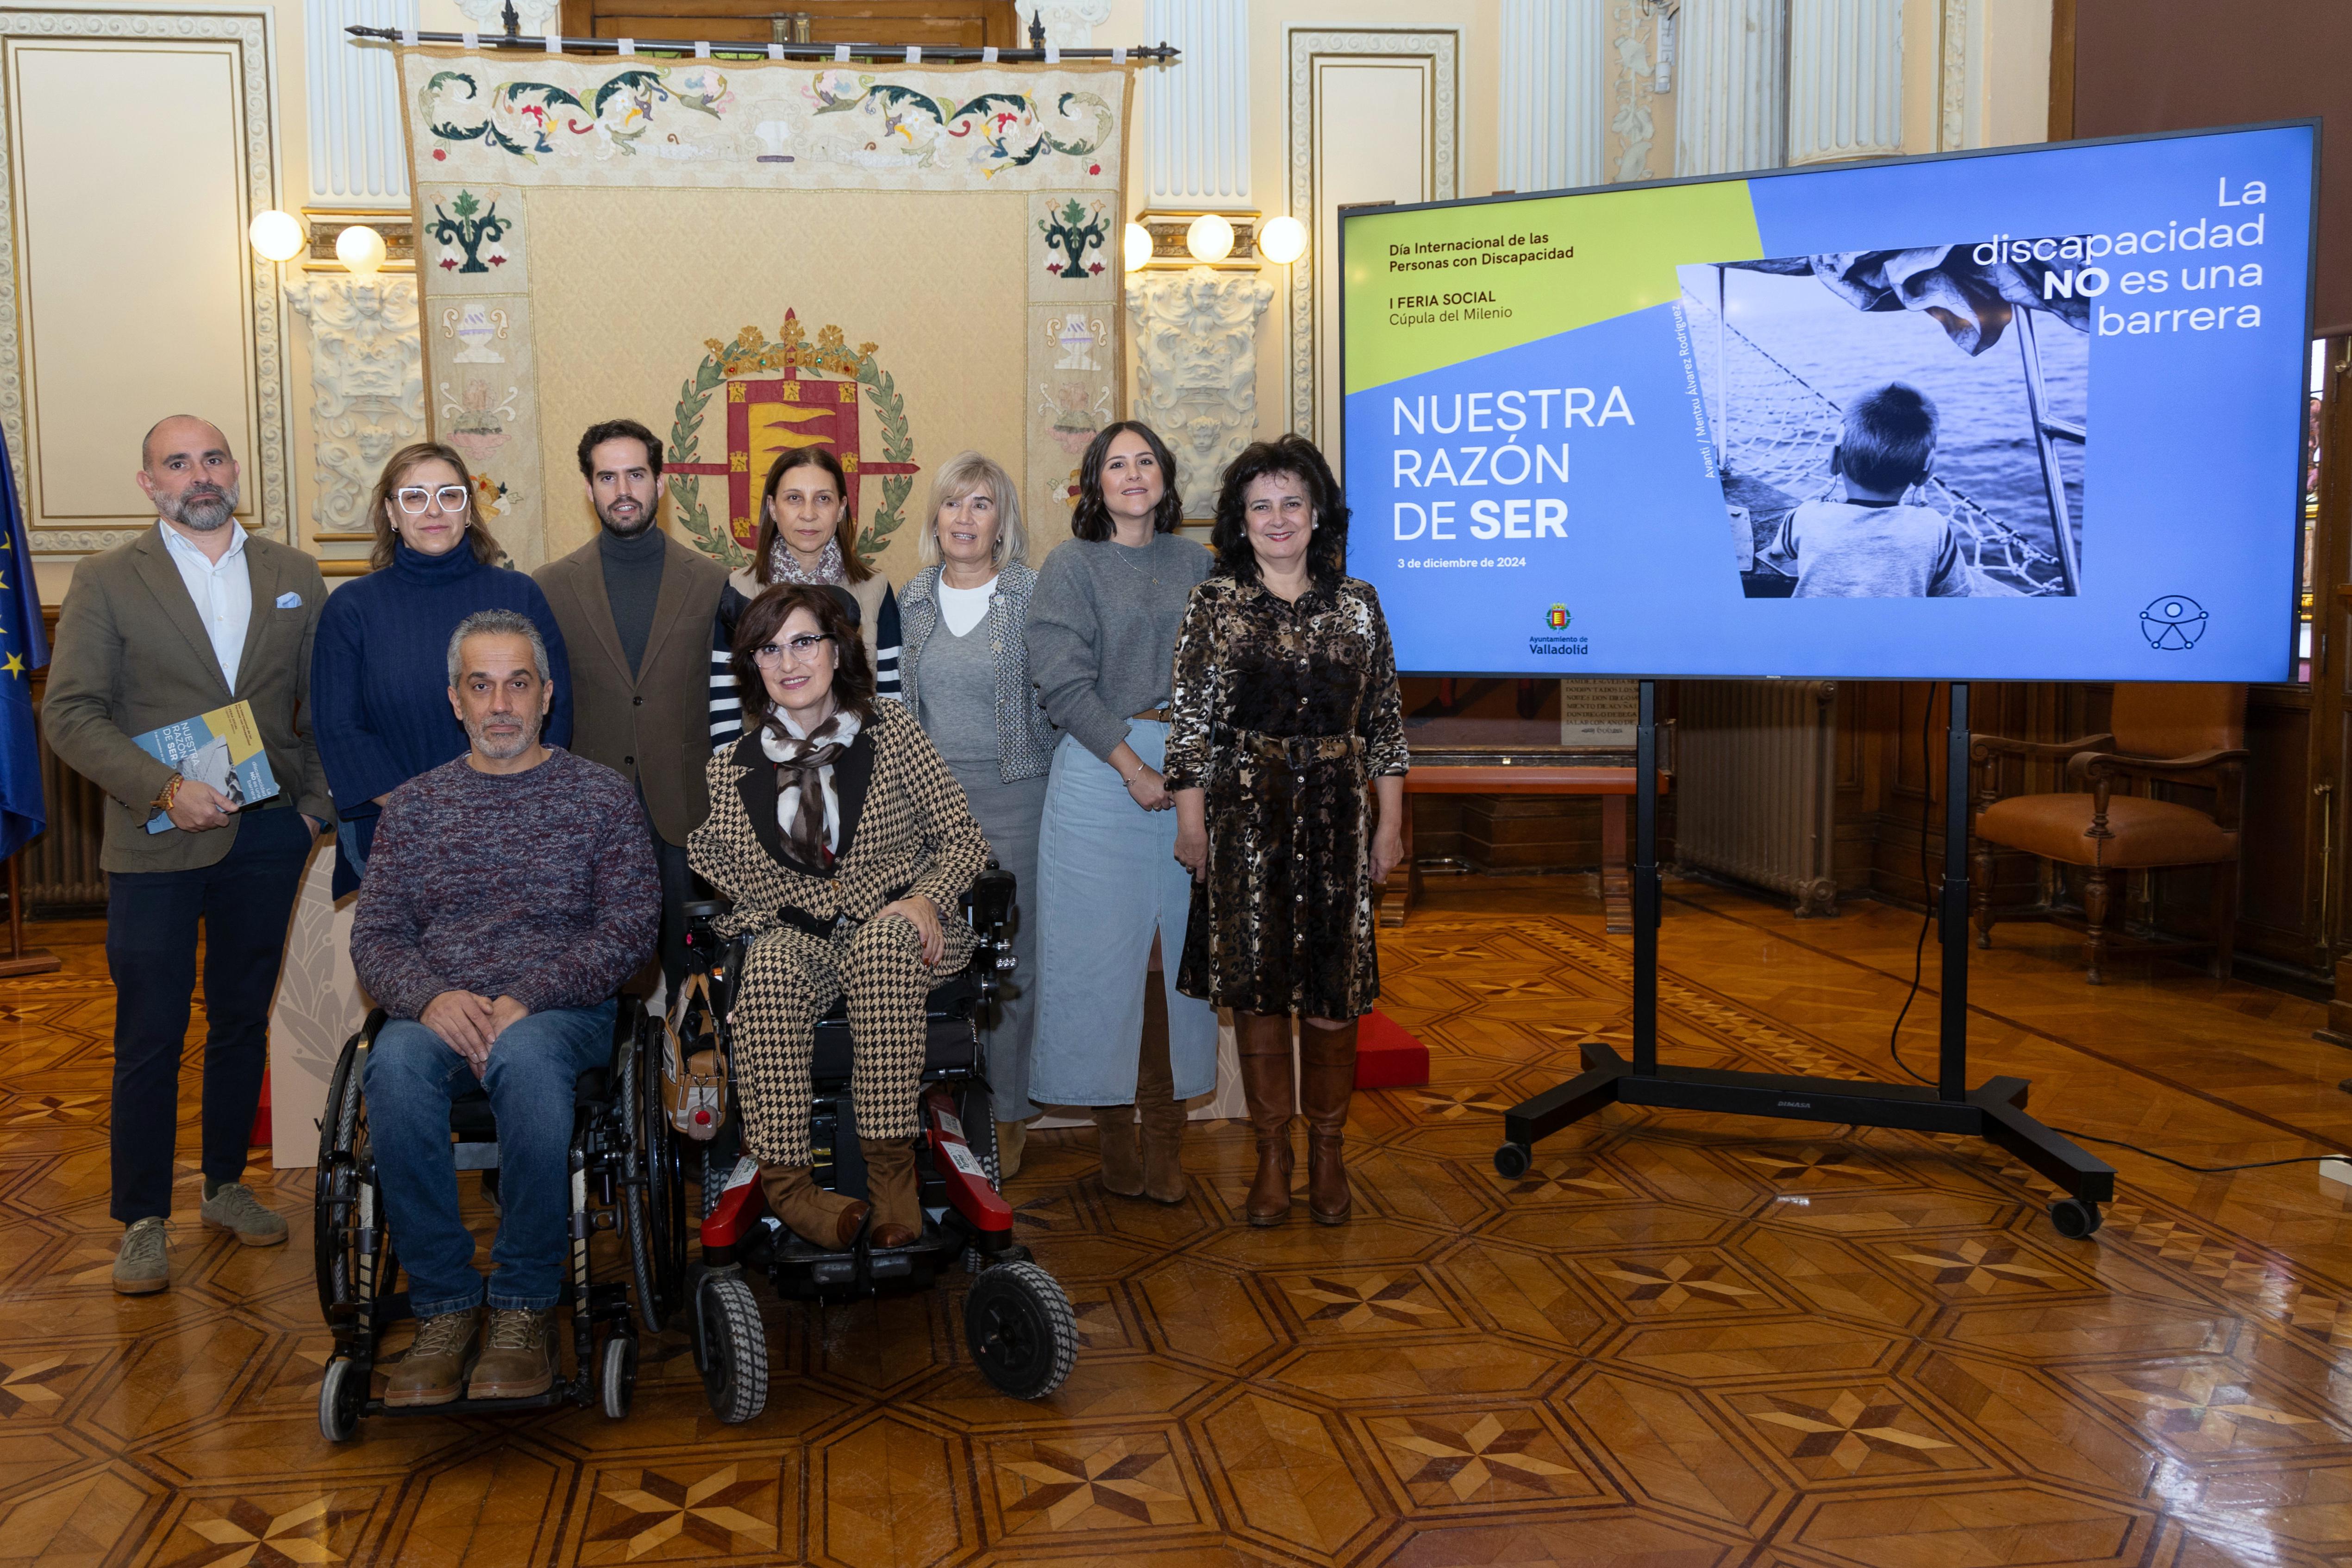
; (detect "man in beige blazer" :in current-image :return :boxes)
[536,419,729,987]
[43,415,332,1294]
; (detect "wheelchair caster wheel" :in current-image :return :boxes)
[600,1334,638,1421]
[1494,1143,1533,1180]
[695,1268,768,1425]
[317,1356,363,1444]
[2047,1197,2103,1239]
[964,1260,1077,1400]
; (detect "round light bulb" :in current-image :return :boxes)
[248,209,306,264]
[334,223,387,276]
[1258,214,1308,265]
[1185,212,1235,263]
[1123,221,1153,274]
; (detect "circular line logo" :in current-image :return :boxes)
[2140,595,2208,650]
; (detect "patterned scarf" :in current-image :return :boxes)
[758,707,862,868]
[768,535,845,586]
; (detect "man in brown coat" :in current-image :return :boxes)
[536,419,730,987]
[43,415,332,1293]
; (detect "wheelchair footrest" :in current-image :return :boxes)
[362,1386,582,1418]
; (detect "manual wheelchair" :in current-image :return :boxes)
[676,865,1079,1423]
[311,997,683,1442]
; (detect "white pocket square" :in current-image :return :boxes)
[275,591,302,609]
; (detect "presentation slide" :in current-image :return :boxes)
[1340,124,2315,680]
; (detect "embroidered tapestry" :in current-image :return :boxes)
[397,48,1131,572]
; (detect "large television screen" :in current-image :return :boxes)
[1339,124,2315,680]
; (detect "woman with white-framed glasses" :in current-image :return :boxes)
[312,441,574,892]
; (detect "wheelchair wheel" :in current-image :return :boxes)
[313,1034,392,1325]
[695,1268,768,1425]
[317,1355,363,1443]
[964,1260,1077,1399]
[617,1013,680,1334]
[599,1333,638,1420]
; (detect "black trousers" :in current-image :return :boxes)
[643,787,697,993]
[105,807,313,1223]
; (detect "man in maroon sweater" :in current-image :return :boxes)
[352,609,657,1406]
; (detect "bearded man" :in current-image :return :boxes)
[350,609,656,1405]
[535,418,732,989]
[43,414,333,1294]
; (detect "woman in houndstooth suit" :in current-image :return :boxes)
[689,583,989,1252]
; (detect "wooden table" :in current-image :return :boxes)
[1383,762,1672,933]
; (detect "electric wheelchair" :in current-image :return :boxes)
[676,865,1078,1423]
[312,997,681,1441]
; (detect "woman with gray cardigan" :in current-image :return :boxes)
[1025,422,1220,1205]
[897,452,1058,1176]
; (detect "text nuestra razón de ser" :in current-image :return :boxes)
[1388,386,1635,543]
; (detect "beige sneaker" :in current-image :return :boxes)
[467,1307,556,1400]
[200,1181,288,1247]
[111,1217,169,1295]
[385,1309,480,1408]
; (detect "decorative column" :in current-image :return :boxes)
[1674,0,1789,175]
[1126,269,1274,518]
[1500,0,1608,193]
[1146,0,1249,208]
[284,276,424,540]
[306,0,418,205]
[1786,0,1902,165]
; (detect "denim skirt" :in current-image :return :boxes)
[1028,724,1220,1106]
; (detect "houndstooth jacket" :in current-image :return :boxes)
[689,699,992,943]
[896,561,1059,782]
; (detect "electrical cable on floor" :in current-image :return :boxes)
[1881,683,2347,1177]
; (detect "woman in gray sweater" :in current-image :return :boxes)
[1025,422,1220,1204]
[896,452,1057,1175]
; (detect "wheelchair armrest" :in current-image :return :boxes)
[965,864,1015,939]
[357,1007,389,1048]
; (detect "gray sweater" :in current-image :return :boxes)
[1026,534,1211,762]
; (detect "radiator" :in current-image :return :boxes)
[1675,680,1839,916]
[25,678,107,915]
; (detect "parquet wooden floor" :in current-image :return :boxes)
[5,880,2352,1566]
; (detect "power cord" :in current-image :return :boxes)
[1882,682,2345,1176]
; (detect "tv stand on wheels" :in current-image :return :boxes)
[1493,679,2116,1239]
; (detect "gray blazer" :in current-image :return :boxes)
[43,526,332,873]
[897,561,1057,782]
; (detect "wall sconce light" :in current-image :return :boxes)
[335,223,388,276]
[1257,215,1307,265]
[248,209,307,264]
[1185,212,1235,263]
[1123,221,1154,274]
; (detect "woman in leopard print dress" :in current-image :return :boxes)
[1167,436,1408,1229]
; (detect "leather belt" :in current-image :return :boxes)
[1238,730,1364,765]
[1130,706,1171,723]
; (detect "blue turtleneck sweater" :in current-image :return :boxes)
[311,539,574,822]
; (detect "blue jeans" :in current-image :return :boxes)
[364,1000,616,1317]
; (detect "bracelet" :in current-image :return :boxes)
[153,774,183,814]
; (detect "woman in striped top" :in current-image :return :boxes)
[709,446,902,748]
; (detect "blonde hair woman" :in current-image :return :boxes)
[896,451,1057,1173]
[310,441,573,893]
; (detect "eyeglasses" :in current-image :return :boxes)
[394,485,470,514]
[753,633,834,665]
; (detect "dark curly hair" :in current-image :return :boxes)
[1070,420,1183,541]
[1208,434,1349,588]
[730,582,874,737]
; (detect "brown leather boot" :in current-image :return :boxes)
[467,1306,556,1400]
[1136,981,1187,1204]
[1093,1105,1143,1197]
[1300,1020,1358,1225]
[861,1138,922,1247]
[1237,1012,1297,1226]
[759,1162,869,1250]
[385,1307,478,1407]
[995,1117,1027,1181]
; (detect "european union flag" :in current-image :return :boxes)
[0,439,47,863]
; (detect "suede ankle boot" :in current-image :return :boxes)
[1136,981,1188,1204]
[1299,1020,1358,1225]
[860,1139,922,1248]
[1237,1012,1298,1226]
[1093,1105,1143,1197]
[759,1162,869,1250]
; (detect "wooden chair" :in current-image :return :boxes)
[1969,683,2248,984]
